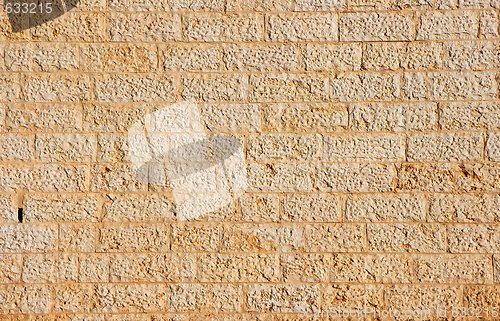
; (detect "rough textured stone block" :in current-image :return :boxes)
[54,283,93,314]
[248,162,313,192]
[221,224,304,252]
[305,224,365,252]
[363,42,442,70]
[447,224,499,253]
[31,12,106,42]
[168,284,241,312]
[323,284,383,310]
[303,43,361,71]
[0,134,33,161]
[346,194,426,222]
[83,104,143,133]
[224,44,301,72]
[349,102,437,132]
[168,0,224,10]
[6,104,83,132]
[95,75,176,102]
[108,0,168,11]
[396,163,499,193]
[108,13,181,42]
[0,254,22,283]
[96,134,130,163]
[0,165,88,192]
[487,133,500,162]
[263,103,348,133]
[201,104,261,133]
[0,225,57,253]
[402,72,428,100]
[268,13,338,41]
[182,74,248,102]
[24,75,91,102]
[81,44,158,72]
[332,254,412,283]
[480,10,499,38]
[407,133,483,162]
[80,254,109,283]
[340,12,414,41]
[0,195,16,223]
[281,254,330,282]
[331,73,400,102]
[200,254,279,282]
[246,284,320,313]
[103,194,175,222]
[35,134,97,162]
[417,11,479,39]
[25,194,100,222]
[385,285,461,311]
[316,163,395,192]
[226,0,293,11]
[97,224,170,252]
[110,253,195,282]
[162,44,222,72]
[414,254,493,284]
[367,223,446,253]
[439,101,499,130]
[183,13,263,42]
[464,285,500,311]
[59,224,97,252]
[429,194,499,222]
[171,224,221,252]
[250,74,328,102]
[323,134,404,161]
[444,41,500,70]
[91,164,147,192]
[5,43,79,72]
[0,285,52,314]
[22,254,78,283]
[0,74,21,102]
[248,134,321,161]
[240,193,279,222]
[92,284,166,313]
[282,193,340,222]
[428,72,497,100]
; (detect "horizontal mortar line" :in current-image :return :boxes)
[4,221,500,225]
[71,8,500,13]
[14,190,500,195]
[0,159,497,165]
[11,221,500,226]
[3,220,500,225]
[1,130,500,136]
[1,250,498,255]
[3,99,499,105]
[8,252,497,257]
[4,36,500,45]
[3,99,498,105]
[0,280,495,286]
[4,65,500,73]
[4,191,500,196]
[6,69,500,75]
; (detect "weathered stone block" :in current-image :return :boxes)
[268,13,338,41]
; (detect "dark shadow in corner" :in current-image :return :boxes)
[4,0,79,32]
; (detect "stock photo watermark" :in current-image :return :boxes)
[3,0,78,32]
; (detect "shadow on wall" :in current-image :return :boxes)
[128,101,248,221]
[4,0,79,32]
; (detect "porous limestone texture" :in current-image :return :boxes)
[0,0,499,319]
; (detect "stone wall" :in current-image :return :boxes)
[0,0,498,319]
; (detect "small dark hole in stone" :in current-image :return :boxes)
[18,208,23,223]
